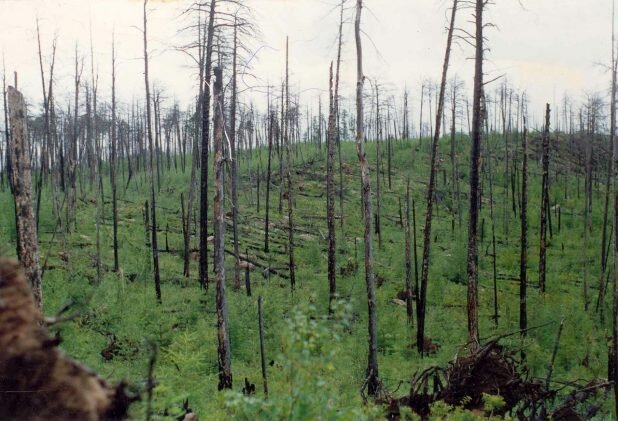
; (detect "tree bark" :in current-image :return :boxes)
[327,62,337,313]
[539,104,551,294]
[213,66,232,390]
[8,85,42,307]
[466,0,484,351]
[143,0,162,302]
[355,0,380,396]
[417,0,457,354]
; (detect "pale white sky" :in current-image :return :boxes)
[0,0,614,121]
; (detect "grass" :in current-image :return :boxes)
[0,132,614,419]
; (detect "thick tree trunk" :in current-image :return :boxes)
[8,85,42,307]
[355,0,380,396]
[213,66,232,390]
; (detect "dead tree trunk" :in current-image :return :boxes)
[143,0,162,302]
[520,122,529,337]
[264,108,273,253]
[111,36,119,272]
[355,0,380,396]
[327,62,337,313]
[213,66,232,390]
[230,18,241,290]
[8,85,42,307]
[200,0,216,291]
[539,104,551,294]
[405,178,414,325]
[417,0,457,354]
[284,37,296,290]
[466,0,484,351]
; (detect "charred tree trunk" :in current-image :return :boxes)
[111,37,119,272]
[539,104,551,294]
[327,62,337,313]
[143,0,162,302]
[213,66,232,390]
[230,19,241,290]
[284,37,296,290]
[520,123,529,337]
[417,0,457,354]
[466,0,484,351]
[200,0,216,290]
[355,0,380,396]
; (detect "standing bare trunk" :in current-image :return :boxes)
[111,36,119,272]
[200,0,216,290]
[404,178,413,325]
[143,0,162,302]
[355,0,380,396]
[284,37,296,290]
[327,62,337,313]
[264,107,273,253]
[417,0,458,354]
[520,122,529,336]
[335,0,344,233]
[599,22,617,316]
[8,85,42,307]
[539,104,551,294]
[213,66,232,390]
[466,0,484,351]
[230,18,241,290]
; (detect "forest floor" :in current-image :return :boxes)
[0,134,613,419]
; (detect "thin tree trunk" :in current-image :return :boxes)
[520,122,529,337]
[327,62,337,313]
[200,0,216,291]
[417,0,457,354]
[213,66,232,390]
[284,37,296,290]
[355,0,380,396]
[539,104,551,294]
[143,0,162,302]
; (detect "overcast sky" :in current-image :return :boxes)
[0,0,614,121]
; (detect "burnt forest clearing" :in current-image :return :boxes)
[1,0,617,419]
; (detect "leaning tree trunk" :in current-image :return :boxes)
[417,0,457,355]
[355,0,380,396]
[8,85,42,308]
[466,0,484,352]
[213,66,232,390]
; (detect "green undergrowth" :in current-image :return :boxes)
[0,133,614,419]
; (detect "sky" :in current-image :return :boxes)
[0,0,614,122]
